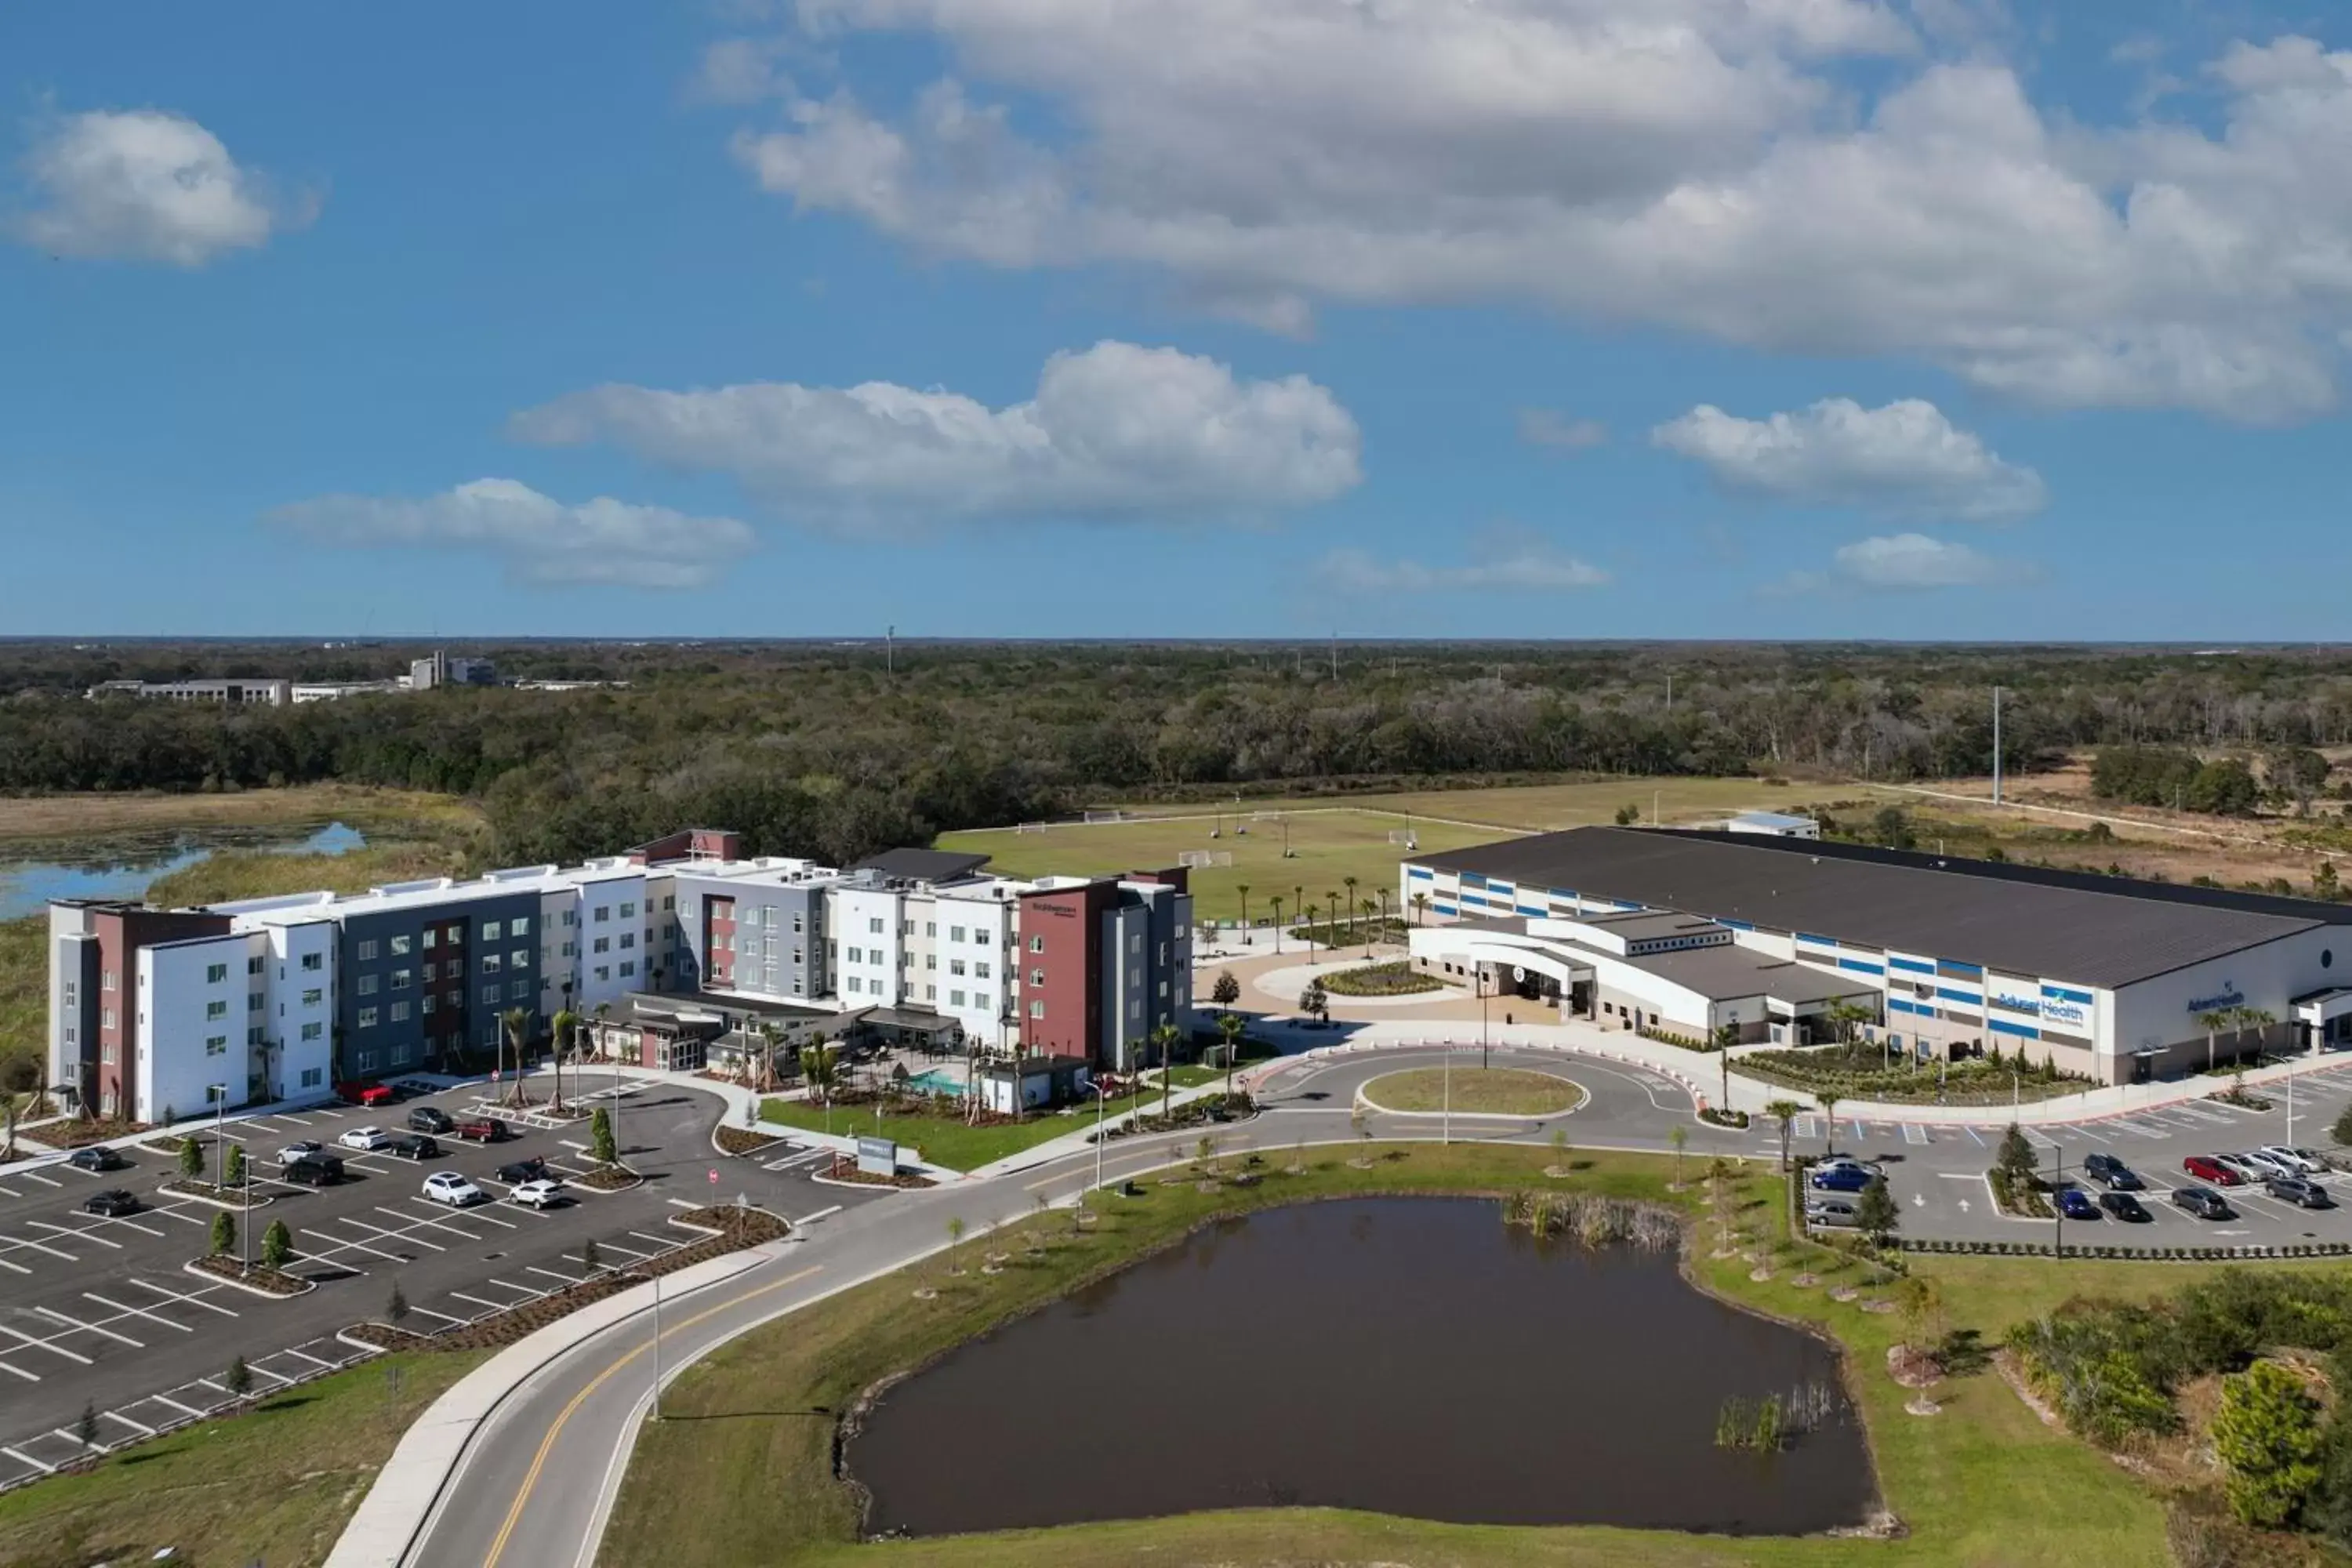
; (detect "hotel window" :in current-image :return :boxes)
[390,934,412,956]
[869,917,883,935]
[421,995,436,1015]
[663,895,674,910]
[358,1007,379,1029]
[391,1000,411,1022]
[423,961,437,982]
[561,941,575,958]
[595,965,610,982]
[481,985,500,1005]
[358,939,379,961]
[621,901,636,918]
[448,957,464,977]
[357,974,379,995]
[1029,1000,1045,1019]
[511,948,530,968]
[846,976,862,994]
[446,926,464,946]
[301,1020,323,1041]
[484,921,503,941]
[1029,967,1045,986]
[975,991,991,1011]
[248,1025,266,1047]
[445,989,462,1007]
[594,906,610,923]
[619,933,635,949]
[792,912,804,934]
[206,1000,229,1020]
[1029,935,1044,953]
[926,921,938,937]
[249,991,265,1011]
[949,959,967,976]
[619,960,635,978]
[205,1035,227,1055]
[511,980,530,999]
[422,927,437,949]
[392,969,412,989]
[950,989,966,1007]
[248,955,265,975]
[950,926,966,943]
[356,1050,380,1073]
[593,937,609,955]
[482,953,503,973]
[512,915,531,935]
[975,961,991,979]
[206,963,228,984]
[561,909,576,927]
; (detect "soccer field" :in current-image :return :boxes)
[936,809,1507,924]
[1108,776,1897,834]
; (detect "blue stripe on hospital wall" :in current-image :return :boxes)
[1936,987,1983,1006]
[1406,866,1433,881]
[1887,996,1917,1014]
[1889,956,1935,975]
[2040,984,2093,1004]
[1462,873,1486,888]
[1938,960,1984,977]
[1719,918,1753,930]
[1838,958,1886,975]
[1795,932,1835,946]
[1989,1018,2039,1039]
[1516,906,1545,917]
[1613,900,1642,910]
[1435,902,1457,916]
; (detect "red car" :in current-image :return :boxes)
[337,1081,394,1108]
[2183,1155,2242,1186]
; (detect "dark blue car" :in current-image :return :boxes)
[1809,1164,1874,1193]
[2056,1186,2100,1221]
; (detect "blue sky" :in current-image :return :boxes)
[5,1,2351,640]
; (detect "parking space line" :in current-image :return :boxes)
[449,1290,512,1312]
[21,1172,62,1188]
[0,1254,29,1276]
[83,1293,193,1334]
[0,1359,38,1382]
[128,1278,238,1316]
[276,1346,337,1370]
[489,1277,545,1298]
[151,1392,209,1419]
[384,1207,481,1243]
[144,1203,207,1227]
[300,1225,410,1266]
[626,1230,673,1249]
[337,1211,447,1251]
[2,1446,53,1474]
[38,1305,141,1349]
[0,1323,89,1365]
[1901,1124,1929,1145]
[29,1219,120,1250]
[0,1235,78,1263]
[410,1304,466,1327]
[524,1265,578,1285]
[103,1410,156,1438]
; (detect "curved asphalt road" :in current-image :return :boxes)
[408,1047,1726,1568]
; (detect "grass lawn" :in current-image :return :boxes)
[1362,1065,1585,1115]
[0,1348,484,1568]
[936,809,1501,925]
[758,1092,1152,1171]
[592,1140,2257,1568]
[1109,777,1904,835]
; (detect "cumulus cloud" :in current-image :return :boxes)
[1774,531,2039,593]
[510,340,1362,530]
[1322,528,1607,593]
[1652,397,2046,522]
[267,479,756,589]
[1518,409,1610,451]
[13,108,299,264]
[721,9,2352,419]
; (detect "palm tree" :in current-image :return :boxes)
[1292,884,1304,942]
[1766,1099,1805,1171]
[1711,1021,1740,1111]
[1236,884,1250,940]
[549,1007,580,1113]
[2230,1005,2277,1068]
[1375,887,1390,942]
[1268,895,1285,955]
[1151,1021,1184,1122]
[800,1040,839,1105]
[1411,891,1428,927]
[2198,1008,2234,1074]
[1342,876,1360,941]
[1360,898,1378,958]
[2,1094,15,1163]
[499,1008,532,1108]
[592,1000,612,1066]
[1216,1010,1247,1098]
[756,1022,785,1093]
[1815,1090,1842,1156]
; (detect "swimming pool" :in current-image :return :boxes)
[906,1067,968,1098]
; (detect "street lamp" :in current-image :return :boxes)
[1479,969,1491,1071]
[208,1083,245,1272]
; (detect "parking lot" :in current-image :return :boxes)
[1791,1062,2352,1250]
[0,1072,887,1489]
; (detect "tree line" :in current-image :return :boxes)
[11,641,2352,866]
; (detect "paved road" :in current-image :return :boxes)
[0,1072,883,1490]
[357,1046,2352,1565]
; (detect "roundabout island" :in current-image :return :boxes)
[1358,1065,1587,1117]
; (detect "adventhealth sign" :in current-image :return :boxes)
[2186,983,2246,1014]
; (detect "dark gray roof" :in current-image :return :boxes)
[1582,910,1722,942]
[1418,826,2326,989]
[851,847,993,884]
[1606,944,1872,1005]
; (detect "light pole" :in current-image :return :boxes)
[1093,1078,1109,1193]
[650,1268,664,1421]
[1479,969,1491,1071]
[1443,1043,1451,1147]
[209,1083,245,1272]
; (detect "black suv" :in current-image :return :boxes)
[2173,1185,2235,1221]
[407,1107,455,1134]
[496,1156,550,1185]
[390,1134,440,1160]
[2098,1192,2152,1221]
[281,1152,345,1186]
[2082,1153,2143,1190]
[66,1145,126,1173]
[82,1189,140,1218]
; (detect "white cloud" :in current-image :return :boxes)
[1791,530,2038,590]
[510,340,1362,529]
[267,479,757,589]
[1322,529,1608,593]
[13,108,298,264]
[1518,409,1610,450]
[1652,397,2045,521]
[724,9,2352,419]
[692,38,795,104]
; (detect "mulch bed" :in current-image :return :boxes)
[345,1207,789,1354]
[189,1255,308,1295]
[816,1157,933,1189]
[715,1126,789,1156]
[158,1178,272,1209]
[34,1118,151,1149]
[1888,1344,1944,1388]
[572,1163,643,1191]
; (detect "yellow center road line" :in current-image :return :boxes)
[480,1264,822,1568]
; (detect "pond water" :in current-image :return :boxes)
[849,1196,1875,1537]
[0,822,366,920]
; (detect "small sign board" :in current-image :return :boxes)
[708,1168,719,1185]
[857,1135,898,1178]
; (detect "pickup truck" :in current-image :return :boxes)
[453,1116,509,1144]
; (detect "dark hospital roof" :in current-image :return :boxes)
[848,848,993,884]
[1416,826,2337,989]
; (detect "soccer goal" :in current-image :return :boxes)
[1083,810,1127,825]
[1251,810,1284,822]
[1015,821,1051,835]
[1387,829,1421,849]
[1178,849,1235,869]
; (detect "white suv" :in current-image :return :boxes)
[422,1171,485,1207]
[510,1178,566,1210]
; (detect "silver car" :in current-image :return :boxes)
[2257,1145,2328,1177]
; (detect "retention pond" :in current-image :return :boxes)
[850,1196,1875,1537]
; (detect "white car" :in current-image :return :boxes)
[422,1171,485,1207]
[509,1178,566,1210]
[337,1126,393,1152]
[276,1141,325,1166]
[2258,1146,2328,1177]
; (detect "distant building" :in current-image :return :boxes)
[1724,811,1822,840]
[407,652,499,690]
[85,678,292,707]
